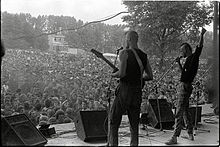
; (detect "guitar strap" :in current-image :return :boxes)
[116,49,144,113]
[131,49,144,88]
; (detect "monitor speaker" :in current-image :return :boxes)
[146,99,175,129]
[1,114,47,146]
[74,110,108,142]
[186,106,202,126]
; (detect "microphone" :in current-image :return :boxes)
[175,56,183,60]
[174,56,183,63]
[116,47,123,52]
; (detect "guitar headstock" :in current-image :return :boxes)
[91,49,103,58]
[91,48,118,71]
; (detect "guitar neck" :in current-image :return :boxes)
[102,57,118,71]
[91,49,118,71]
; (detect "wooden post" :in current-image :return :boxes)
[212,1,219,111]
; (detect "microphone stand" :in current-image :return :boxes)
[144,58,177,136]
[106,49,120,146]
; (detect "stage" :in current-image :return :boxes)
[44,104,219,146]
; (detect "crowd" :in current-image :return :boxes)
[1,49,211,126]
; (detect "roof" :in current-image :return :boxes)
[103,53,117,57]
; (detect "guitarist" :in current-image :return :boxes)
[109,30,153,146]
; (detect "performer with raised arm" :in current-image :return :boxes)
[165,28,207,145]
[109,30,153,146]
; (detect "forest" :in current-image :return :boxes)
[1,1,215,69]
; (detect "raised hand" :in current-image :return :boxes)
[198,27,207,48]
[201,28,207,35]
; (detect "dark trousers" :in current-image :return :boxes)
[173,82,193,137]
[109,82,142,146]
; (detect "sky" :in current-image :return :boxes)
[1,0,128,25]
[1,0,214,30]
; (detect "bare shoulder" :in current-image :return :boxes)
[119,49,128,57]
[120,49,127,54]
[138,48,148,56]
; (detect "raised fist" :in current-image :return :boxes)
[201,28,207,35]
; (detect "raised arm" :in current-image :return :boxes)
[198,28,207,48]
[195,27,207,56]
[111,50,128,78]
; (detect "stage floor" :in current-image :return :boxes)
[44,104,219,146]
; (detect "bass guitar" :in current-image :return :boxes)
[91,49,118,72]
[91,49,120,94]
[91,49,146,94]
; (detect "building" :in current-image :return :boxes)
[48,29,69,52]
[66,48,86,55]
[48,28,86,55]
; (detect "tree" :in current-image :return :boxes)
[1,12,49,50]
[202,31,213,59]
[31,15,49,50]
[122,1,213,71]
[1,12,127,52]
[108,24,126,51]
[1,12,31,49]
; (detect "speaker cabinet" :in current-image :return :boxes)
[146,99,175,129]
[74,110,108,142]
[189,106,202,125]
[1,114,47,146]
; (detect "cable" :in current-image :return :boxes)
[144,125,152,146]
[11,11,129,41]
[139,134,165,144]
[203,118,218,124]
[50,129,76,138]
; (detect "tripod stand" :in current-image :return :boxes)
[193,87,210,136]
[105,49,120,146]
